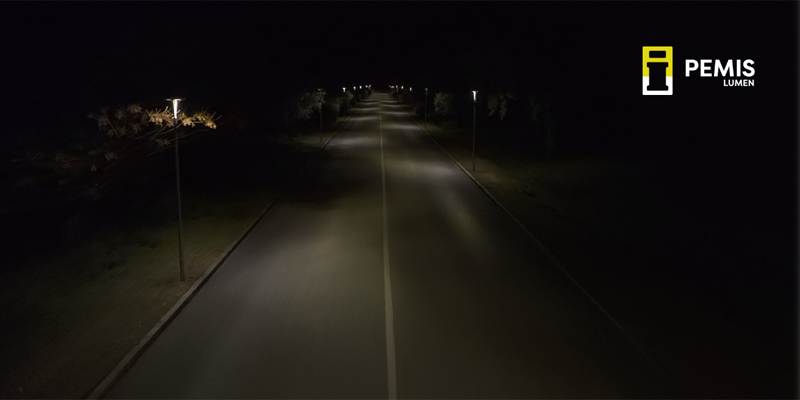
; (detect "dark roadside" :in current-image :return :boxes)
[406,107,797,398]
[0,109,352,399]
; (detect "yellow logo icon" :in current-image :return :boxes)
[643,46,673,95]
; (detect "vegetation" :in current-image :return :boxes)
[280,87,371,137]
[399,87,558,157]
[281,90,326,136]
[485,92,516,122]
[3,104,219,214]
[433,91,455,117]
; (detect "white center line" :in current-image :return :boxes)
[380,98,398,400]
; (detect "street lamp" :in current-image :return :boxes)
[165,97,185,282]
[424,88,428,127]
[472,90,478,171]
[342,87,346,93]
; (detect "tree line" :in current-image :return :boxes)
[391,86,562,157]
[1,86,375,216]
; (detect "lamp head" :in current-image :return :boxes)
[165,98,183,120]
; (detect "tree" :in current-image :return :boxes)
[340,91,355,114]
[324,91,354,120]
[434,92,455,117]
[527,94,555,156]
[82,103,217,170]
[282,90,325,136]
[486,92,517,122]
[5,103,219,209]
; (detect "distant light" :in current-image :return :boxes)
[343,87,346,93]
[409,87,412,92]
[425,88,428,94]
[472,90,478,102]
[354,86,356,90]
[360,86,362,89]
[401,86,403,90]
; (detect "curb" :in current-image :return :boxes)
[86,105,362,400]
[398,104,679,393]
[396,104,688,398]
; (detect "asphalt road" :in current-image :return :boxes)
[106,92,676,399]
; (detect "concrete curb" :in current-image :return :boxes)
[404,101,687,398]
[86,105,362,400]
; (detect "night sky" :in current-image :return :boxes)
[0,2,793,217]
[2,2,795,124]
[3,1,796,217]
[0,1,797,284]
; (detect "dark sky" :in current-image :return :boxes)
[1,4,794,90]
[0,1,796,160]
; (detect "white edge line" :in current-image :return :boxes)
[398,103,682,395]
[86,106,362,399]
[381,97,399,400]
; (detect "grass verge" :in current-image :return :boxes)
[407,107,796,398]
[0,111,354,399]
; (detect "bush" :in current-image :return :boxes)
[486,92,517,122]
[324,100,340,122]
[282,90,325,134]
[4,103,219,211]
[434,92,455,117]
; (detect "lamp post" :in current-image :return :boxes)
[472,90,477,171]
[317,88,324,143]
[165,98,185,282]
[424,88,428,127]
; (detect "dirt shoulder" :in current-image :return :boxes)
[0,115,350,399]
[410,111,796,398]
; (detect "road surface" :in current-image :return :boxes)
[106,92,675,398]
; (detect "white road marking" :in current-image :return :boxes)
[380,98,398,399]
